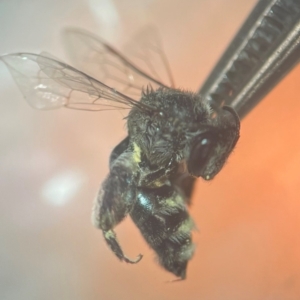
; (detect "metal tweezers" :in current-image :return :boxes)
[198,0,300,119]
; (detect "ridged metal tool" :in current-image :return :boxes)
[199,0,300,119]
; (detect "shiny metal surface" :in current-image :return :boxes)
[1,0,300,299]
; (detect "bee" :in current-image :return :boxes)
[1,28,240,279]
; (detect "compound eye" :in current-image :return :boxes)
[187,132,215,177]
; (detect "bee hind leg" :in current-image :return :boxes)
[92,151,142,264]
[103,229,143,264]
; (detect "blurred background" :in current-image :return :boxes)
[1,0,300,299]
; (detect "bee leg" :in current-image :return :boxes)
[172,173,196,206]
[138,158,177,187]
[109,136,130,167]
[102,230,143,264]
[92,151,142,264]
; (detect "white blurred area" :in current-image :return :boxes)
[41,170,87,206]
[1,0,300,299]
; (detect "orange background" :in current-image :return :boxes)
[1,0,300,299]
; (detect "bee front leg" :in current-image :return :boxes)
[92,151,142,264]
[139,157,177,188]
[172,173,196,206]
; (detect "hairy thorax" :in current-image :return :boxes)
[127,87,212,167]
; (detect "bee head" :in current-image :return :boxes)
[186,106,240,180]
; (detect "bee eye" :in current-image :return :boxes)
[187,132,215,177]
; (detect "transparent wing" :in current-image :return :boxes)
[63,28,173,100]
[1,53,150,111]
[123,26,175,88]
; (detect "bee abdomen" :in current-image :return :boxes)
[130,185,195,279]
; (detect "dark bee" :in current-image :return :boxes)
[1,28,240,279]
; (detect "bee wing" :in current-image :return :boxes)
[63,28,173,100]
[1,53,148,111]
[123,26,175,88]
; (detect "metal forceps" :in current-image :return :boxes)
[199,0,300,119]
